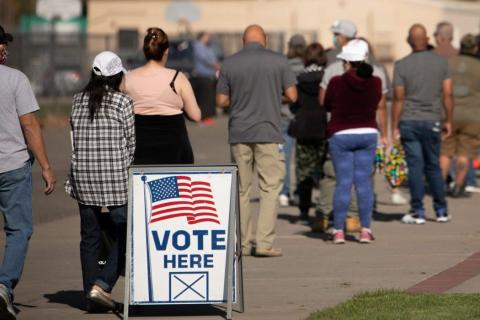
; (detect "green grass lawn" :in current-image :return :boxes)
[307,290,480,320]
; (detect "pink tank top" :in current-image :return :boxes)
[123,68,184,116]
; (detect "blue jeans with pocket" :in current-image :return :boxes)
[399,121,447,217]
[79,204,127,294]
[329,134,377,230]
[0,162,33,299]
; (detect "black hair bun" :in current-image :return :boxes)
[356,62,374,78]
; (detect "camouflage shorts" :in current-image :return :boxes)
[295,139,327,184]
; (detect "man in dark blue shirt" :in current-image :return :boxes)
[192,32,220,125]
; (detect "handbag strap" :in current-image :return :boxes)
[169,70,180,94]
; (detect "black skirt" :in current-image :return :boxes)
[134,114,194,165]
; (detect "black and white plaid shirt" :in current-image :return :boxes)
[65,91,135,206]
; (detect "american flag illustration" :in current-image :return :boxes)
[147,176,220,225]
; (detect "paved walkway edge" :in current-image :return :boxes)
[407,251,480,293]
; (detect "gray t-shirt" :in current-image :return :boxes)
[217,42,297,144]
[393,51,450,121]
[320,61,388,95]
[326,47,341,66]
[0,65,39,173]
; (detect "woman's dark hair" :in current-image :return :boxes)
[287,46,306,59]
[349,61,374,78]
[82,71,124,121]
[303,42,326,67]
[143,27,169,61]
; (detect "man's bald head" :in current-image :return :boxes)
[407,24,429,51]
[243,24,267,46]
[435,21,454,43]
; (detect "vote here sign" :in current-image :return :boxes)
[129,170,235,304]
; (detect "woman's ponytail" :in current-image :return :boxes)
[356,62,374,78]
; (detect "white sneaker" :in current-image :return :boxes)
[436,215,451,223]
[0,284,15,320]
[278,194,289,207]
[465,186,480,193]
[391,191,408,205]
[401,214,426,225]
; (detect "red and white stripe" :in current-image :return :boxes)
[150,176,219,224]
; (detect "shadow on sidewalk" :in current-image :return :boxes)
[372,211,404,222]
[299,231,358,243]
[127,304,226,317]
[44,290,85,311]
[277,213,300,224]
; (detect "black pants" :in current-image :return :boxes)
[78,204,127,294]
[134,114,194,165]
[192,76,217,119]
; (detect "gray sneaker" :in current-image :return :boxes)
[0,284,15,320]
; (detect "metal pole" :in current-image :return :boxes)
[142,176,154,302]
[123,171,134,319]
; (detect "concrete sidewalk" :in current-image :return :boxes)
[2,116,480,320]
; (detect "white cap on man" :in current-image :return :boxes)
[336,39,369,62]
[92,51,127,77]
[330,20,357,38]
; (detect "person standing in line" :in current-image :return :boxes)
[325,20,358,66]
[358,36,408,206]
[65,51,135,312]
[288,43,327,224]
[0,25,56,320]
[122,27,201,165]
[278,34,307,207]
[192,32,220,126]
[440,34,480,197]
[433,23,477,196]
[434,22,458,59]
[314,24,389,233]
[216,25,297,257]
[312,20,360,233]
[392,24,453,225]
[323,40,385,244]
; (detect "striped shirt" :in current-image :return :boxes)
[65,91,135,206]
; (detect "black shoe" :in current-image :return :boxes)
[449,185,470,198]
[0,285,15,320]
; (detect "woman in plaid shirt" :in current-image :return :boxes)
[65,51,135,312]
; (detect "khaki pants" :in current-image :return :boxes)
[231,143,285,251]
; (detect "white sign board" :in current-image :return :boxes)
[37,0,82,20]
[125,166,243,319]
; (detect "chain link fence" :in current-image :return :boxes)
[8,30,317,99]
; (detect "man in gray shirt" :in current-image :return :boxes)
[216,24,297,257]
[0,25,56,319]
[392,24,453,225]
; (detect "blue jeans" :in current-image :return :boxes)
[466,161,477,187]
[281,121,295,196]
[0,162,33,299]
[399,121,447,217]
[79,204,127,294]
[329,134,377,230]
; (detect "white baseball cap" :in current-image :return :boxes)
[92,51,126,77]
[330,20,357,38]
[336,39,369,62]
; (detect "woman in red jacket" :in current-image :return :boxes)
[324,39,386,244]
